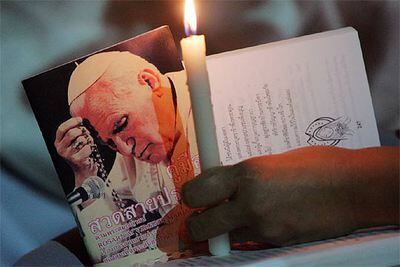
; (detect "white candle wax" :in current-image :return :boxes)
[181,35,231,256]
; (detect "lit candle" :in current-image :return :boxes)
[180,0,230,256]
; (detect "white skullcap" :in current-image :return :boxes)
[68,51,122,105]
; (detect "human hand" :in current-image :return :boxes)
[182,146,368,246]
[54,117,97,187]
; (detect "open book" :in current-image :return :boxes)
[166,27,395,266]
[209,27,379,164]
[23,26,384,266]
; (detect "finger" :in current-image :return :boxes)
[60,128,86,148]
[66,135,90,156]
[182,165,240,208]
[88,158,98,173]
[72,134,93,150]
[70,144,92,164]
[186,201,245,241]
[55,117,82,143]
[75,135,90,147]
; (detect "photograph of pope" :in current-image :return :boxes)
[54,51,200,261]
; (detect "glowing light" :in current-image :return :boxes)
[184,0,197,36]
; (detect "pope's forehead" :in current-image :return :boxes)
[68,51,154,105]
[88,73,145,99]
[82,75,148,116]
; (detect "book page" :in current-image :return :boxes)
[207,27,380,165]
[165,230,399,266]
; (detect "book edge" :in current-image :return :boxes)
[206,27,357,61]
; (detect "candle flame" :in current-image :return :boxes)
[184,0,197,36]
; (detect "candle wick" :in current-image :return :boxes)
[185,27,196,37]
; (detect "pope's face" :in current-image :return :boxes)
[77,70,176,164]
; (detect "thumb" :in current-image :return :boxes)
[182,165,240,208]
